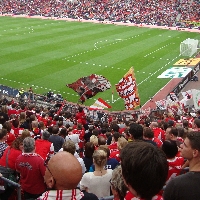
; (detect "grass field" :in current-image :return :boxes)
[0,16,199,111]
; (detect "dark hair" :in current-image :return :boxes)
[84,142,95,158]
[113,132,121,142]
[52,125,59,134]
[169,127,178,137]
[3,121,12,132]
[98,145,110,158]
[194,119,200,128]
[143,127,154,139]
[98,136,106,145]
[187,131,200,151]
[162,140,178,159]
[120,142,168,199]
[0,129,7,140]
[129,123,143,140]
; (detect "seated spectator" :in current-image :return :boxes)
[80,149,112,198]
[35,130,54,162]
[161,140,184,184]
[110,165,128,200]
[16,137,46,199]
[121,142,168,200]
[164,131,200,200]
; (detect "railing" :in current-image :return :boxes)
[0,176,21,200]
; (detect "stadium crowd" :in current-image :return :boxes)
[1,0,199,28]
[0,94,200,199]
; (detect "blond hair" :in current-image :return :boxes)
[117,137,128,150]
[90,135,98,146]
[92,149,107,167]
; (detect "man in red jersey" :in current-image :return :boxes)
[16,137,46,199]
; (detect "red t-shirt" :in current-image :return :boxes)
[152,127,165,142]
[0,147,21,170]
[110,150,120,162]
[108,142,118,153]
[6,133,16,146]
[166,156,184,184]
[125,191,163,200]
[15,153,46,194]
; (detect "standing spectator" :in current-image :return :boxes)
[164,131,200,200]
[15,137,46,199]
[35,130,54,161]
[150,121,165,142]
[38,151,98,200]
[75,107,86,128]
[80,149,112,198]
[48,125,64,153]
[161,140,184,185]
[121,142,168,200]
[0,136,24,199]
[128,123,143,141]
[83,142,95,172]
[0,129,8,158]
[0,106,9,126]
[110,165,128,200]
[3,121,16,146]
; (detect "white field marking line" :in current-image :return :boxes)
[144,43,174,57]
[0,77,79,97]
[1,22,56,35]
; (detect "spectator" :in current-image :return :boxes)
[129,123,143,141]
[0,129,8,158]
[35,130,54,161]
[3,121,15,146]
[16,137,46,199]
[62,140,86,175]
[161,140,184,185]
[110,136,128,162]
[164,131,200,200]
[80,149,112,198]
[110,165,128,200]
[38,151,98,200]
[48,125,64,153]
[143,127,157,146]
[83,142,95,172]
[121,142,168,199]
[0,136,24,199]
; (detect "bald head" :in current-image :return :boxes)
[45,151,82,190]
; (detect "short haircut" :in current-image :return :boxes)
[0,128,7,140]
[23,137,35,153]
[194,118,200,128]
[162,140,178,159]
[42,131,50,140]
[112,132,121,142]
[92,149,107,167]
[187,131,200,151]
[143,127,154,139]
[12,136,24,150]
[111,165,128,200]
[121,142,168,199]
[62,140,76,155]
[169,127,178,137]
[52,125,59,134]
[98,136,106,145]
[129,123,143,140]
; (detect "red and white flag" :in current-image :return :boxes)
[89,98,112,110]
[115,67,140,110]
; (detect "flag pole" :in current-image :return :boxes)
[112,90,114,103]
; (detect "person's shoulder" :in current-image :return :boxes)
[80,191,98,200]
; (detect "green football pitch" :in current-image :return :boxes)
[0,16,199,111]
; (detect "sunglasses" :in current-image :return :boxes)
[44,161,56,185]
